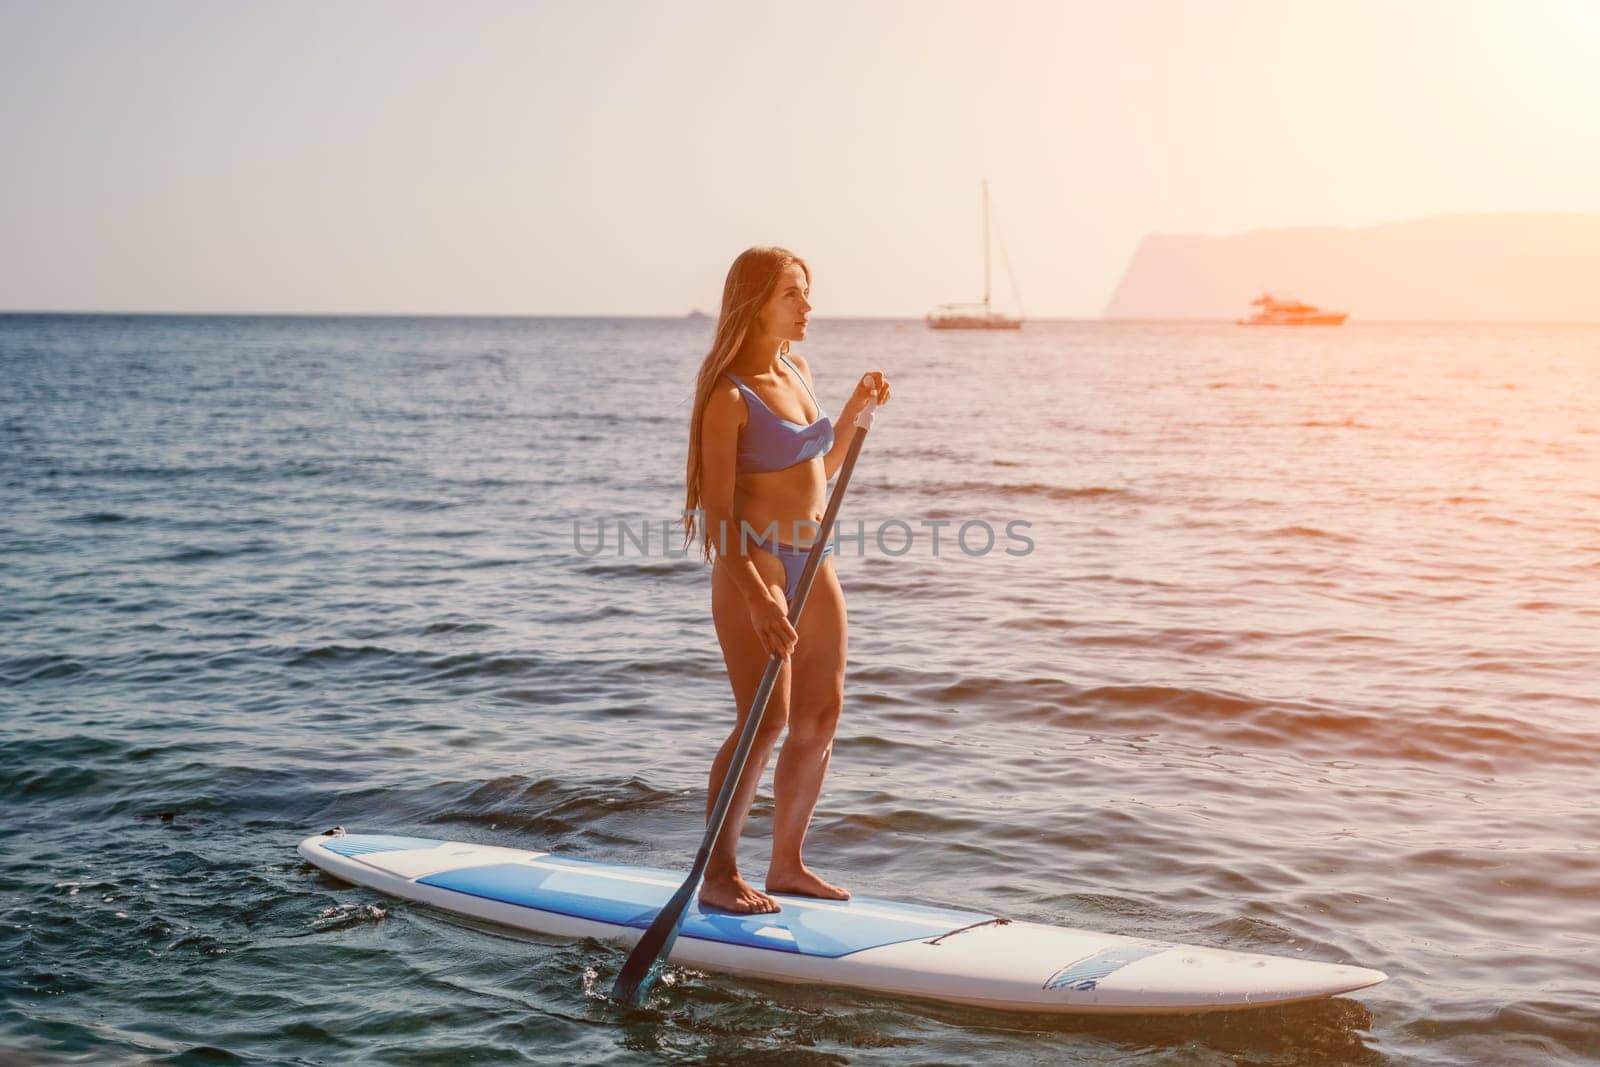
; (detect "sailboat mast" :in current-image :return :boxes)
[982,179,992,315]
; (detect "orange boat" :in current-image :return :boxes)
[1237,292,1348,326]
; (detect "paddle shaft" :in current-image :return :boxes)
[612,396,879,1005]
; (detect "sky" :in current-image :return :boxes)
[2,0,1598,317]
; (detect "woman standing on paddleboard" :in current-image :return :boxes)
[683,247,890,915]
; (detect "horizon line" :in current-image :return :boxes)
[4,309,1600,326]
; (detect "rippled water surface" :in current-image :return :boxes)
[3,314,1598,1065]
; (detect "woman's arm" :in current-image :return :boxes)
[800,355,887,481]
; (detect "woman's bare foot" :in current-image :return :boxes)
[698,872,780,914]
[765,864,850,900]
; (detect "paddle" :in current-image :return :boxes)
[611,393,881,1007]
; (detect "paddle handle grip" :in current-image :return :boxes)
[854,395,879,430]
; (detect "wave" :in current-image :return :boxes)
[141,542,279,564]
[1,653,88,685]
[64,510,137,525]
[417,620,499,636]
[891,672,1600,771]
[906,480,1133,502]
[422,774,686,853]
[572,559,702,582]
[1298,418,1371,429]
[62,459,339,483]
[1262,525,1359,543]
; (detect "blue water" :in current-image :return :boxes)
[2,313,1598,1064]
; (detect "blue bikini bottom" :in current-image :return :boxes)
[750,535,834,603]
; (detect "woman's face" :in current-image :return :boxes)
[755,261,811,344]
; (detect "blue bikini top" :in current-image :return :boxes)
[723,354,834,474]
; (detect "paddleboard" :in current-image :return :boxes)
[297,829,1386,1015]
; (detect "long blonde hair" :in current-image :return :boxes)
[683,246,810,560]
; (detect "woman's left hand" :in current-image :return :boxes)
[851,371,891,407]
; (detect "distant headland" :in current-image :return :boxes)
[1104,212,1600,322]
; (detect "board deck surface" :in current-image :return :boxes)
[299,831,1387,1015]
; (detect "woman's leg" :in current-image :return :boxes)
[702,551,790,914]
[767,558,849,899]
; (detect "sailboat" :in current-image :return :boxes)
[927,180,1023,330]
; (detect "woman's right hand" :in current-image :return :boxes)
[747,589,799,660]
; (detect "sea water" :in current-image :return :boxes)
[2,314,1597,1064]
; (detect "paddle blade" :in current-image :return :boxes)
[611,877,697,1005]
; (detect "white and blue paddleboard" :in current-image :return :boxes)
[298,829,1386,1015]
